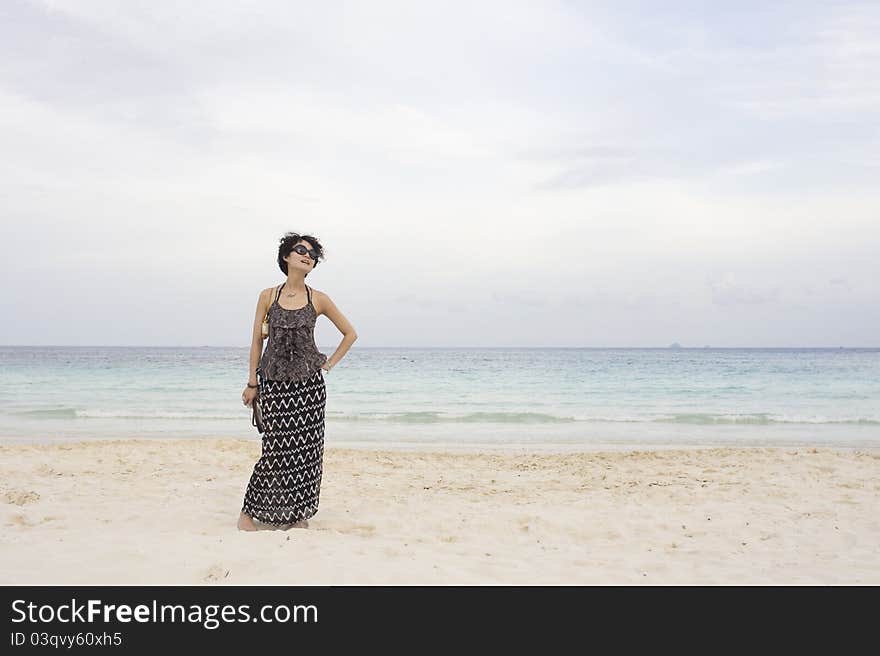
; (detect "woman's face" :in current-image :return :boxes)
[286,240,316,272]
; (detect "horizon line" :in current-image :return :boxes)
[2,345,878,350]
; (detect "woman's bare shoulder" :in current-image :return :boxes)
[260,285,280,302]
[309,286,328,313]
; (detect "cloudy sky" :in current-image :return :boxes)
[1,0,878,347]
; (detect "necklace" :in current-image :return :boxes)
[282,284,306,298]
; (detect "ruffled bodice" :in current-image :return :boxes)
[257,295,327,382]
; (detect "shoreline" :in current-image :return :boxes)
[2,437,878,584]
[2,434,880,454]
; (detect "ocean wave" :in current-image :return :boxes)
[8,408,242,420]
[327,411,576,424]
[7,408,879,426]
[326,411,880,425]
[650,413,880,426]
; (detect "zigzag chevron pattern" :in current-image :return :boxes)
[241,369,327,526]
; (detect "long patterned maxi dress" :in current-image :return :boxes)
[242,283,329,526]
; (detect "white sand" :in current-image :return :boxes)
[1,438,878,584]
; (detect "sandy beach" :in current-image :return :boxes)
[1,438,878,585]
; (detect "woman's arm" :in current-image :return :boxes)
[313,289,358,369]
[248,288,272,385]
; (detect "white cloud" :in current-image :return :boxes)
[2,0,879,345]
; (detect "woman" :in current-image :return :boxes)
[238,232,358,531]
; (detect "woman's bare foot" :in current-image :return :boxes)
[237,511,258,531]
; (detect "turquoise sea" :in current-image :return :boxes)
[1,346,879,449]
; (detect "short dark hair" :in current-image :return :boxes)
[277,232,325,276]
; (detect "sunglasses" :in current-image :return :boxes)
[292,244,318,261]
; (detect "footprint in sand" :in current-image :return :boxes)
[4,490,41,506]
[202,564,230,582]
[340,523,376,537]
[7,513,34,527]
